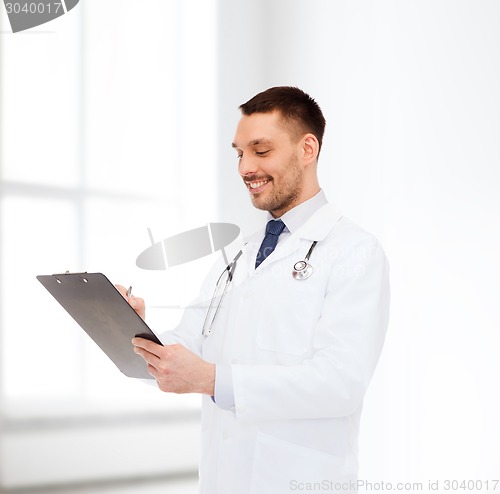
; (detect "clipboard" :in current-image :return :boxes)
[36,272,162,379]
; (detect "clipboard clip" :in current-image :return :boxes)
[51,271,89,284]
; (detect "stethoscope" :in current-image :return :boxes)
[292,241,318,280]
[202,241,318,336]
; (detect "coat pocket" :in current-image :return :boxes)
[250,432,355,494]
[253,275,325,356]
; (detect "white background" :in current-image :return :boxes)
[1,0,500,491]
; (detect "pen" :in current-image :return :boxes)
[127,286,132,298]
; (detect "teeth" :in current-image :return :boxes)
[249,180,268,189]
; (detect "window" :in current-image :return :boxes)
[0,0,217,420]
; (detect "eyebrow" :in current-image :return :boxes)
[231,138,272,148]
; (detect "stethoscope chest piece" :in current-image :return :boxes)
[292,240,318,280]
[292,261,313,280]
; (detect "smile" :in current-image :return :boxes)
[249,180,268,189]
[244,179,270,193]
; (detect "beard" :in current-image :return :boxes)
[250,155,304,217]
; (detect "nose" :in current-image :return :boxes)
[238,154,258,178]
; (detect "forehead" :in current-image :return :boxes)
[232,111,294,148]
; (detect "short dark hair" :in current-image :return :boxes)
[239,86,326,156]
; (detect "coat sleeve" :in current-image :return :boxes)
[231,235,390,421]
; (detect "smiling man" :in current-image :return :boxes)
[234,90,323,218]
[127,87,390,494]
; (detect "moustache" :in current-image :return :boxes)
[241,174,273,183]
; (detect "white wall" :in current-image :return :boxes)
[216,0,500,484]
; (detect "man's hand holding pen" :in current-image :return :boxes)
[115,284,146,320]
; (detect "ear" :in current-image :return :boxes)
[301,134,320,166]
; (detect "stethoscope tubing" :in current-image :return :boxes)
[203,241,319,336]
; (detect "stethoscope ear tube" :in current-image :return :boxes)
[292,241,318,280]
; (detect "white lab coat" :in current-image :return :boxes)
[160,202,390,494]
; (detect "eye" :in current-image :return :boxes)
[237,153,243,160]
[255,150,270,156]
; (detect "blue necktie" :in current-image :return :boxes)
[255,219,286,269]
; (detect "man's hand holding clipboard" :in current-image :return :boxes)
[117,284,215,395]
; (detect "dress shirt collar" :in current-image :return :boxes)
[267,189,328,234]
